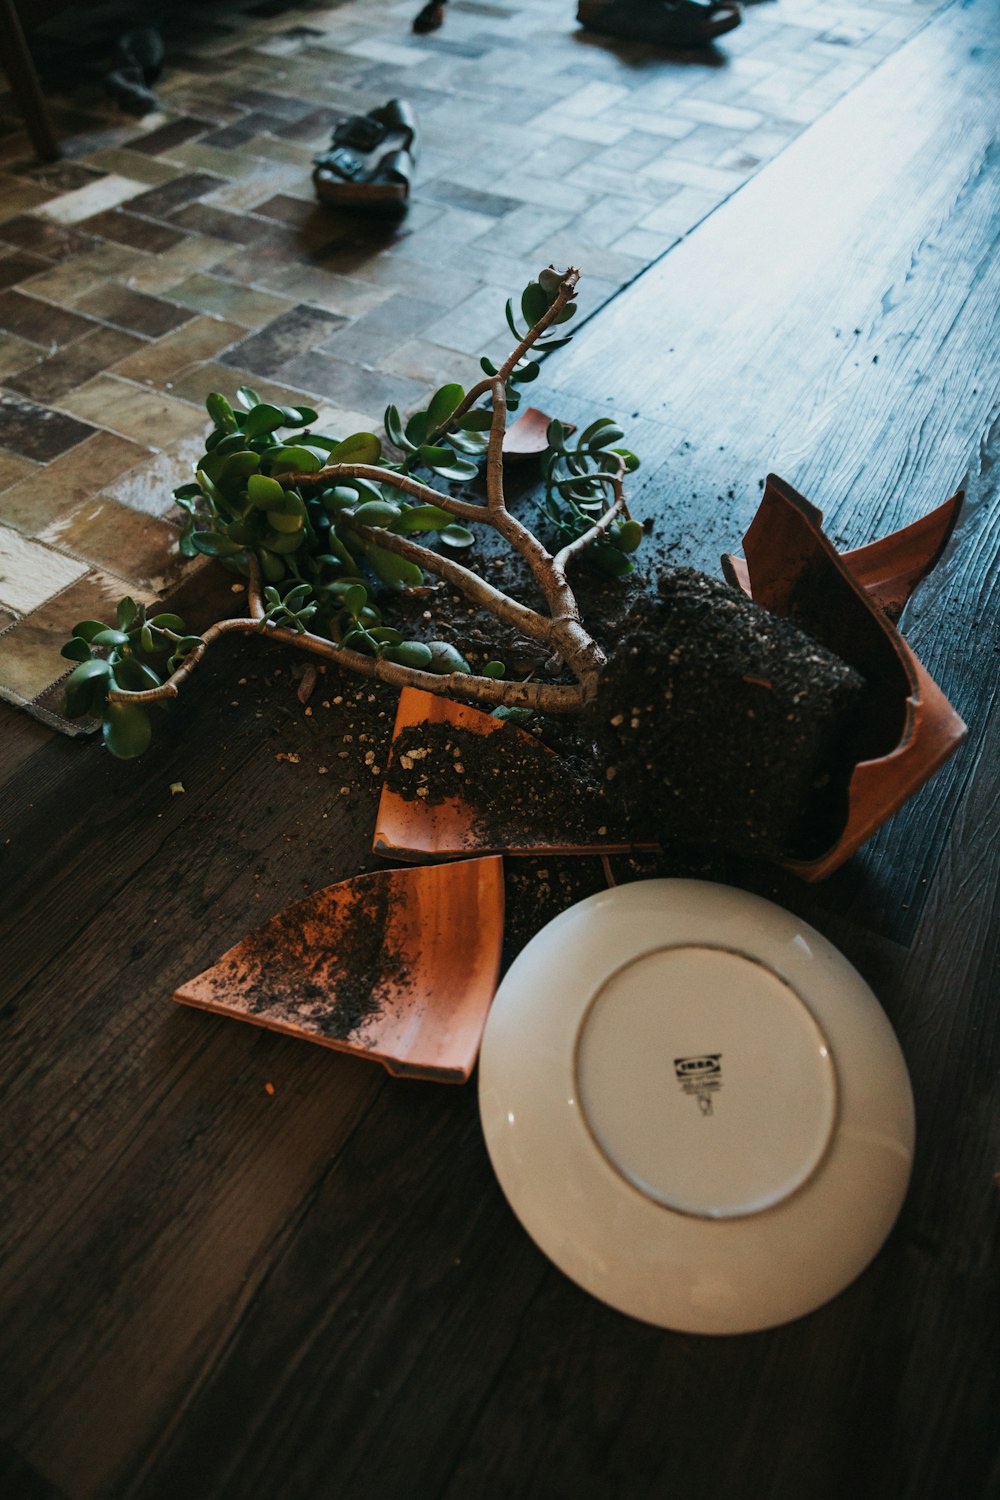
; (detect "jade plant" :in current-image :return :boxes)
[61,268,643,757]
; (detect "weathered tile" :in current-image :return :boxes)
[78,208,189,253]
[250,193,321,227]
[168,201,265,243]
[0,391,95,462]
[40,497,197,594]
[128,116,216,155]
[415,180,521,218]
[166,273,295,327]
[86,147,183,185]
[0,429,150,533]
[260,262,392,318]
[126,172,226,220]
[0,526,88,613]
[57,376,206,448]
[0,216,98,262]
[0,451,36,493]
[163,360,314,413]
[117,235,236,295]
[0,178,56,223]
[6,326,145,404]
[274,350,425,418]
[40,174,148,225]
[74,283,196,339]
[101,432,209,517]
[219,304,347,376]
[19,160,106,193]
[321,293,440,364]
[0,250,52,291]
[0,331,44,379]
[111,315,246,385]
[9,242,139,309]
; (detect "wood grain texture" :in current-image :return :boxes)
[1,3,999,1498]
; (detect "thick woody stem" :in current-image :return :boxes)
[443,268,581,429]
[108,612,589,713]
[347,523,554,648]
[283,463,485,523]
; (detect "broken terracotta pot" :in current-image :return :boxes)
[374,688,655,862]
[502,406,574,461]
[721,474,966,881]
[174,856,505,1082]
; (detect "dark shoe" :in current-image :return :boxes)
[577,0,742,46]
[413,3,446,32]
[313,100,418,214]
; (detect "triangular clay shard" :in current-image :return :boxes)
[174,856,505,1083]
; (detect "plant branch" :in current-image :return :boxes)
[446,267,581,428]
[347,522,554,647]
[282,463,486,523]
[552,466,627,579]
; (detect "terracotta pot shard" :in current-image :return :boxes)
[374,687,657,861]
[721,474,966,880]
[173,857,505,1083]
[502,406,575,461]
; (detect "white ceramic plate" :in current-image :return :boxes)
[478,879,914,1334]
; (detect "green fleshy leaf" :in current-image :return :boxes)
[362,542,423,591]
[219,450,261,484]
[150,613,186,631]
[116,597,138,631]
[236,385,261,410]
[60,637,92,662]
[102,702,152,759]
[394,504,454,534]
[63,658,112,718]
[352,500,401,527]
[112,657,161,692]
[264,446,323,474]
[91,628,130,648]
[72,619,109,643]
[329,431,381,465]
[425,640,471,675]
[426,383,464,428]
[404,410,430,447]
[192,531,245,558]
[247,472,287,509]
[384,640,433,670]
[483,660,506,678]
[206,392,238,432]
[439,524,475,548]
[242,402,287,438]
[521,281,548,328]
[384,404,411,452]
[458,408,493,432]
[424,453,478,482]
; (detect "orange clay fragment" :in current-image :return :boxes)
[373,688,658,862]
[174,856,505,1083]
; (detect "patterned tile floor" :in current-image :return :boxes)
[0,0,942,729]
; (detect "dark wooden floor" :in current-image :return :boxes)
[2,2,999,1498]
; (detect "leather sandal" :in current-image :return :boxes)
[312,99,418,213]
[413,2,447,32]
[576,0,742,46]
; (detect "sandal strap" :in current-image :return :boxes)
[332,114,387,152]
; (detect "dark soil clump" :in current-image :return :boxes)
[385,717,632,848]
[383,568,866,862]
[589,568,866,858]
